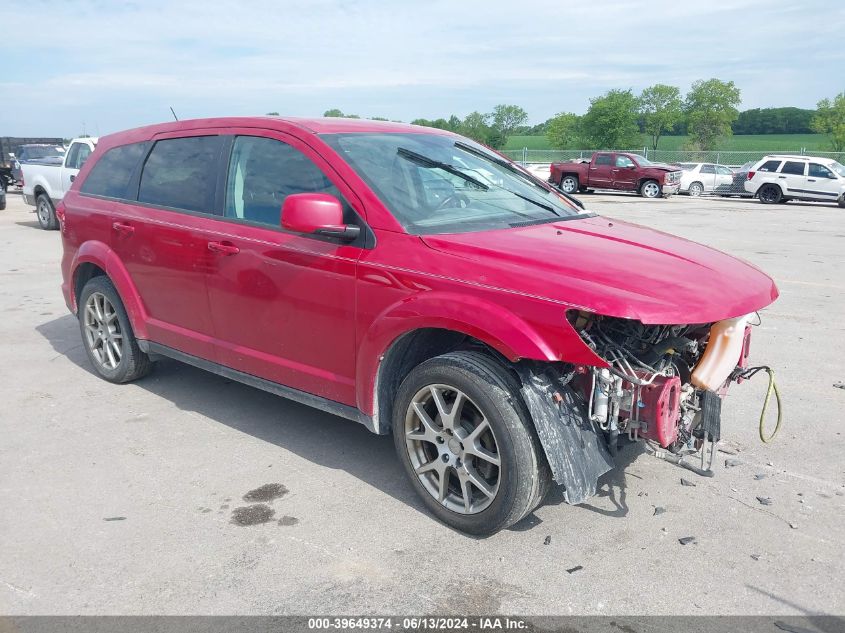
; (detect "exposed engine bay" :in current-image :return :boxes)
[516,311,765,504]
[570,311,751,454]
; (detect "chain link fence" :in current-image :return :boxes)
[503,147,845,168]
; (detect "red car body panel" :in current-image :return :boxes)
[60,117,779,421]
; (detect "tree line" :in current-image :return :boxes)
[312,85,845,152]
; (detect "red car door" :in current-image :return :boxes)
[110,133,223,361]
[202,131,364,406]
[611,154,639,191]
[588,153,614,189]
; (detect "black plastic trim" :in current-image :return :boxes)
[140,341,377,433]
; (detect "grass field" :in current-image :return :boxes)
[504,133,833,151]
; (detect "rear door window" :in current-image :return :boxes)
[138,136,222,213]
[594,154,612,166]
[80,142,148,199]
[700,164,716,174]
[780,161,806,176]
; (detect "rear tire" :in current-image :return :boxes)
[559,175,579,194]
[640,179,661,198]
[36,194,58,230]
[78,276,153,383]
[758,184,782,204]
[688,182,704,197]
[392,351,551,536]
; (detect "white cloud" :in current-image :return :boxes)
[0,0,840,135]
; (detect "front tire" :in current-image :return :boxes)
[78,276,153,383]
[559,175,579,194]
[758,184,782,204]
[36,194,58,230]
[640,179,661,198]
[393,351,550,536]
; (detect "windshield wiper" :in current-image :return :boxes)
[453,141,562,216]
[397,147,489,191]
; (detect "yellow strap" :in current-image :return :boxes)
[758,367,782,444]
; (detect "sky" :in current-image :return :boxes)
[1,0,842,138]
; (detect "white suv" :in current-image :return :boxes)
[744,155,845,207]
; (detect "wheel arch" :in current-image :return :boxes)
[357,292,604,431]
[71,241,149,339]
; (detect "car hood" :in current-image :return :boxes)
[420,216,778,324]
[645,163,678,171]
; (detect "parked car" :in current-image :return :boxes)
[744,155,845,206]
[22,137,97,229]
[549,152,682,198]
[678,162,735,196]
[59,117,777,535]
[0,136,65,187]
[725,161,756,197]
[0,184,5,210]
[10,144,66,183]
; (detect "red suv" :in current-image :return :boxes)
[59,117,778,535]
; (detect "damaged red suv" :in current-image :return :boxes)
[59,117,778,535]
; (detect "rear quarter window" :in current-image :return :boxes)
[80,142,149,199]
[758,160,783,173]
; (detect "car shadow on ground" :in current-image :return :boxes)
[37,313,640,535]
[15,220,42,230]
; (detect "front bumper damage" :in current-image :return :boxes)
[518,313,767,505]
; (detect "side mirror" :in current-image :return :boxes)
[281,193,360,241]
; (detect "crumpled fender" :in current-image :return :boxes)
[516,362,614,504]
[71,240,149,339]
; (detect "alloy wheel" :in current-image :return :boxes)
[37,199,51,225]
[83,292,123,370]
[560,177,578,194]
[404,384,501,514]
[689,182,703,197]
[642,182,660,198]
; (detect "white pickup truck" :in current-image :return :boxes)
[23,137,98,229]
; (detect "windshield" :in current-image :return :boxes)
[321,132,588,234]
[629,154,652,166]
[22,146,65,160]
[830,161,845,177]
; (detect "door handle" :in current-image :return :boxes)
[112,221,135,236]
[807,179,816,182]
[778,175,786,179]
[69,174,76,182]
[208,241,240,255]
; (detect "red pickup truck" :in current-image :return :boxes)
[550,152,682,198]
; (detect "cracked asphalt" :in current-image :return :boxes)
[0,189,843,615]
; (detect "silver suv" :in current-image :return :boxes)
[744,154,845,206]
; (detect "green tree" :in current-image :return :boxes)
[266,111,280,116]
[580,89,640,148]
[546,112,581,149]
[459,111,493,145]
[684,79,741,150]
[490,104,528,143]
[639,84,682,150]
[323,108,345,117]
[812,93,845,152]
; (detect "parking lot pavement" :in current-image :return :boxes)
[0,190,843,616]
